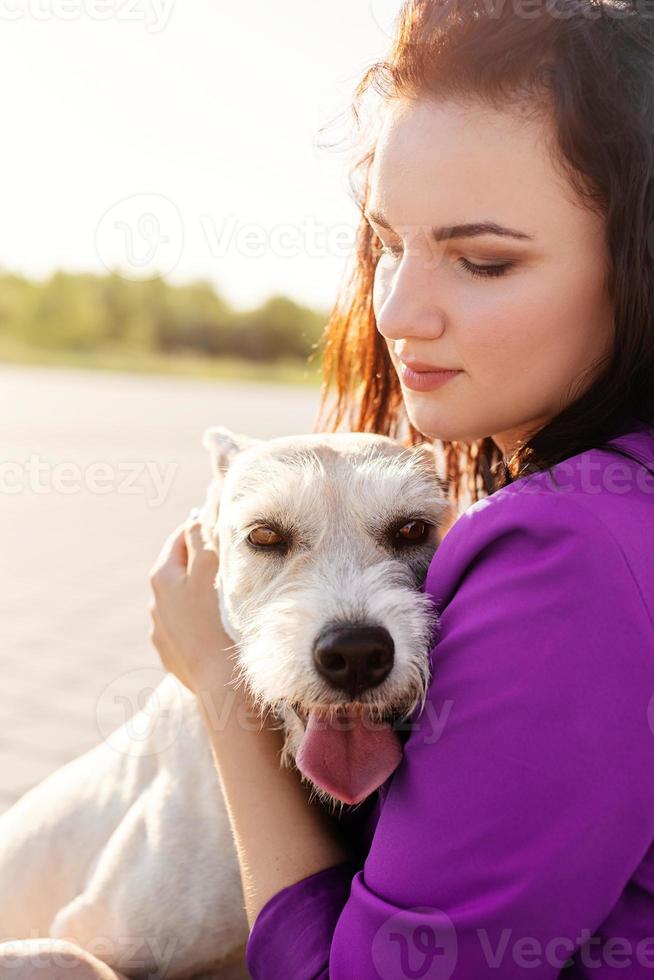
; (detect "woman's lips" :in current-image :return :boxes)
[399,363,463,392]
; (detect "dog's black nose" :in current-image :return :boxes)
[313,625,394,698]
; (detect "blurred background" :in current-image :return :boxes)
[0,0,404,813]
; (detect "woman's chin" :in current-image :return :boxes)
[405,408,466,444]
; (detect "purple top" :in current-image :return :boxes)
[246,420,654,979]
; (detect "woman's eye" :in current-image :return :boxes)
[248,526,285,547]
[458,257,512,279]
[375,236,512,280]
[394,519,430,544]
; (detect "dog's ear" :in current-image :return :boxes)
[202,425,261,478]
[199,427,262,543]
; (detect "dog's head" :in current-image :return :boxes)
[198,426,451,807]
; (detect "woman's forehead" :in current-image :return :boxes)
[367,98,586,239]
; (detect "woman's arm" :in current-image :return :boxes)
[195,678,354,927]
[148,517,353,927]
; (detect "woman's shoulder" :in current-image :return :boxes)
[426,421,654,628]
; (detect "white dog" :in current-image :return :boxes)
[0,427,449,979]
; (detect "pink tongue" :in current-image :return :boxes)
[295,706,403,804]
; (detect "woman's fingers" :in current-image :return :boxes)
[149,522,187,588]
[185,518,218,578]
[148,509,217,591]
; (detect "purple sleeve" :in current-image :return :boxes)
[246,490,654,979]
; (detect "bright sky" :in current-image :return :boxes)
[0,0,403,312]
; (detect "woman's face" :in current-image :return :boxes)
[368,97,614,456]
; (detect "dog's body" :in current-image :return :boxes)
[0,674,248,978]
[0,429,449,978]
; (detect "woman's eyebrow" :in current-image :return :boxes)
[364,207,535,242]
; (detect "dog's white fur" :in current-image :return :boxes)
[0,428,449,979]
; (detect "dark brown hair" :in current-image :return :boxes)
[311,0,654,508]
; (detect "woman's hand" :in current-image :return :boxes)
[148,510,236,696]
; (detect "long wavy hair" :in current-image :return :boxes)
[310,0,654,510]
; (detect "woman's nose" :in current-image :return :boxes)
[375,266,447,343]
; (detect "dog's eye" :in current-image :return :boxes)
[248,526,285,547]
[394,519,430,544]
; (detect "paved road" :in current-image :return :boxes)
[0,364,325,815]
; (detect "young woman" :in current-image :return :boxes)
[150,0,654,972]
[6,0,653,977]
